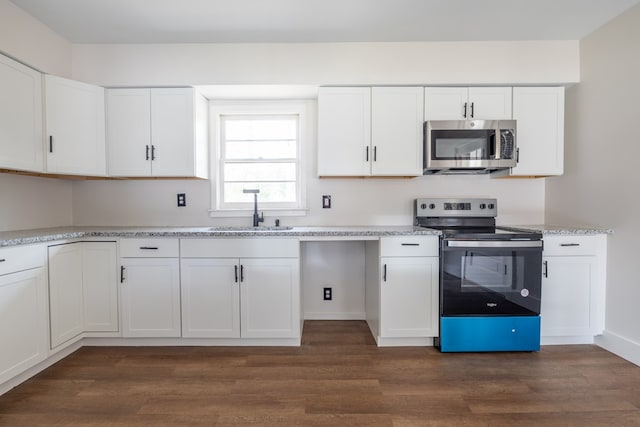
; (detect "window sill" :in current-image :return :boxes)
[208,208,309,218]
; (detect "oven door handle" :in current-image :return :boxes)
[446,240,543,248]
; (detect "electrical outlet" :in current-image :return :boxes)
[177,193,186,207]
[323,287,332,301]
[322,195,331,209]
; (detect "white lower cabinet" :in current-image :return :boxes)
[180,238,301,340]
[48,243,84,348]
[82,242,118,332]
[380,256,439,337]
[367,236,440,345]
[48,241,118,349]
[540,235,607,340]
[0,246,48,385]
[120,258,181,338]
[119,238,181,337]
[180,258,240,338]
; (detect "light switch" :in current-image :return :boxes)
[322,195,331,209]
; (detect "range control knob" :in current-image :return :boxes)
[420,203,427,210]
[488,203,495,209]
[429,203,436,209]
[479,203,486,209]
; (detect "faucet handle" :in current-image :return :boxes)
[258,211,265,224]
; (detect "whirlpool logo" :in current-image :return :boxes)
[487,303,498,308]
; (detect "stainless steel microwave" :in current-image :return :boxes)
[423,120,517,174]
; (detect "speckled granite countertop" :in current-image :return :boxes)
[501,225,613,235]
[0,226,441,247]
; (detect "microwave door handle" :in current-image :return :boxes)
[489,133,497,159]
[493,131,501,160]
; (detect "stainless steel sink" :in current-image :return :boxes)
[208,226,294,232]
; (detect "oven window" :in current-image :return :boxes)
[441,246,542,316]
[432,129,494,160]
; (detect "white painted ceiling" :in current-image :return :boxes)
[10,0,640,44]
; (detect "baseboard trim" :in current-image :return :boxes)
[595,330,640,367]
[304,312,366,320]
[541,335,595,345]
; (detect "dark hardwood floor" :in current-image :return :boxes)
[1,321,640,426]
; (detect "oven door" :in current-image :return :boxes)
[441,240,542,316]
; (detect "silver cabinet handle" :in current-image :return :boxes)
[401,243,419,246]
[560,243,580,247]
[383,264,387,282]
[139,246,159,250]
[543,261,548,278]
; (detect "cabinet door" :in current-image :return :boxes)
[468,87,512,120]
[120,258,181,337]
[44,75,106,176]
[0,54,43,172]
[380,257,439,337]
[371,87,424,176]
[48,243,84,348]
[240,258,300,338]
[106,89,152,177]
[150,88,196,177]
[83,242,118,332]
[541,256,595,337]
[0,268,48,385]
[424,87,468,120]
[511,87,564,176]
[317,87,371,176]
[181,258,240,338]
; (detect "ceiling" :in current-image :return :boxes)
[10,0,640,44]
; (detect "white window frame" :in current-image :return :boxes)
[209,100,310,217]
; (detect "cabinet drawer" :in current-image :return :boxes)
[543,235,605,257]
[181,238,299,258]
[0,244,46,276]
[380,236,439,257]
[119,238,179,258]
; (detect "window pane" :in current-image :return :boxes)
[225,162,296,182]
[224,118,297,141]
[226,139,296,160]
[224,182,297,203]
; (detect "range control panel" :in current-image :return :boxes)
[415,198,497,218]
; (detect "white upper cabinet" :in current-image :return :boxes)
[317,87,371,176]
[106,87,208,178]
[0,54,44,172]
[508,87,565,176]
[317,86,423,177]
[371,87,424,176]
[44,75,106,176]
[424,87,512,120]
[105,89,152,176]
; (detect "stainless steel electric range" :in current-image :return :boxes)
[415,198,543,352]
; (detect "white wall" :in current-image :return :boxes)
[545,4,640,365]
[0,173,72,232]
[0,0,74,232]
[71,41,580,86]
[0,0,71,76]
[69,40,569,227]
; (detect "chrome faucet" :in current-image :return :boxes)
[243,189,264,227]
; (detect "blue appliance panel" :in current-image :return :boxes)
[439,316,540,352]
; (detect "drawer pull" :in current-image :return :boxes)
[139,246,159,250]
[0,258,6,263]
[383,264,387,282]
[401,243,420,246]
[560,243,580,247]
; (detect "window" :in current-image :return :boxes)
[210,101,309,216]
